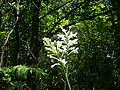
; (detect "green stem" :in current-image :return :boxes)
[65,72,71,90]
[62,64,71,90]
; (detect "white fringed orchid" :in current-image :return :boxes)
[43,27,78,90]
[43,27,78,67]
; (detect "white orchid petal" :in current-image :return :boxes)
[51,63,60,68]
[61,27,67,33]
[57,34,65,38]
[60,59,67,66]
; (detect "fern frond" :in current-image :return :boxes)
[0,65,47,89]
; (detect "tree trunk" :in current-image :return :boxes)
[27,0,40,65]
[12,0,20,65]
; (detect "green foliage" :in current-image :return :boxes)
[0,65,46,89]
[0,0,120,89]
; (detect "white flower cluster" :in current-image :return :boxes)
[43,27,79,68]
[57,27,79,54]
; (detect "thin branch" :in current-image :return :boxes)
[0,18,19,68]
[32,1,39,9]
[20,39,36,60]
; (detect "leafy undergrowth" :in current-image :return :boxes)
[0,65,47,90]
